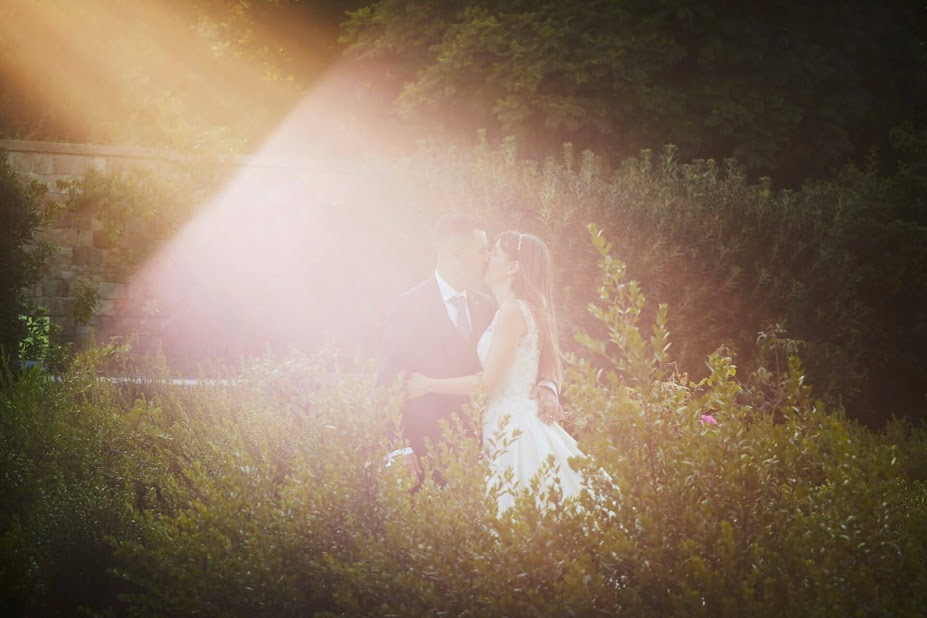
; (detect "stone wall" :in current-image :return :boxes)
[3,139,187,343]
[2,139,424,370]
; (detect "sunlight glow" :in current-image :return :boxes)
[128,65,445,367]
[3,0,452,369]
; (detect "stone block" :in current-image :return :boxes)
[93,229,113,249]
[76,229,93,246]
[75,216,93,231]
[46,247,72,269]
[73,246,91,266]
[81,265,103,279]
[41,279,67,297]
[102,252,132,270]
[7,151,32,173]
[49,298,74,318]
[101,251,118,268]
[32,154,53,175]
[89,250,104,268]
[124,217,147,237]
[98,281,125,299]
[55,212,75,228]
[44,227,78,246]
[95,314,115,330]
[53,155,87,175]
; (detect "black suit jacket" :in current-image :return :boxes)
[378,276,497,458]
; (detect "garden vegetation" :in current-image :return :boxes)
[1,226,925,616]
[1,2,925,613]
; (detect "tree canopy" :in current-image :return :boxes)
[4,0,924,182]
[0,0,365,150]
[343,0,927,183]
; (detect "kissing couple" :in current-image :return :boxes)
[379,214,589,513]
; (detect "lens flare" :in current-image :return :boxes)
[2,0,443,370]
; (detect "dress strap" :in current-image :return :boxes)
[513,299,537,338]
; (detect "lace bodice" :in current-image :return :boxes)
[476,300,592,516]
[477,299,539,403]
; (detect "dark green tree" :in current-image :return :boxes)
[0,0,367,150]
[0,151,49,363]
[342,0,927,183]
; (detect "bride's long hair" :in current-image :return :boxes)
[496,230,562,384]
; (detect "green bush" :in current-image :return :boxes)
[0,151,52,363]
[561,226,927,615]
[417,133,927,425]
[1,228,924,616]
[0,341,149,614]
[57,161,227,268]
[39,131,925,425]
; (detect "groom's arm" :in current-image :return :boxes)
[378,303,424,480]
[409,301,525,398]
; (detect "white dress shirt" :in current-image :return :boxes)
[434,269,471,331]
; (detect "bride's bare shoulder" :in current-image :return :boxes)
[494,299,528,337]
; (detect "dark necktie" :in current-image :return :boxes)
[451,294,470,338]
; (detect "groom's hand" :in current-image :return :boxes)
[532,385,564,425]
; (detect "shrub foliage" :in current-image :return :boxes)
[0,151,51,362]
[21,129,926,425]
[417,133,927,424]
[1,228,925,616]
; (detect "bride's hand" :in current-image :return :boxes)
[533,384,564,425]
[406,373,431,399]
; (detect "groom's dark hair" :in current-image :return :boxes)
[432,213,484,249]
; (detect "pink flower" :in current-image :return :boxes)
[700,414,718,426]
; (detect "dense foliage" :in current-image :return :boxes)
[0,0,364,151]
[4,0,925,185]
[342,0,927,183]
[58,160,228,268]
[38,126,927,425]
[0,151,51,362]
[414,131,927,425]
[1,231,925,616]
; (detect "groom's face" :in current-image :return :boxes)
[457,228,489,288]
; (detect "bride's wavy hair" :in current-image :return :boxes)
[496,230,562,384]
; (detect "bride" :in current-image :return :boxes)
[407,231,586,513]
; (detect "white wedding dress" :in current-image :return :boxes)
[477,299,586,513]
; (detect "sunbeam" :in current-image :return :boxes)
[2,0,432,368]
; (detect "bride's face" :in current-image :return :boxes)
[484,240,517,287]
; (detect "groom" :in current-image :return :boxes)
[378,213,562,480]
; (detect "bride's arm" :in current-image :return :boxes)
[409,301,527,397]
